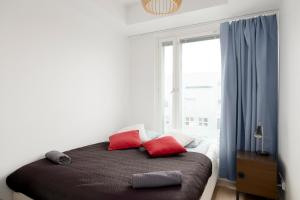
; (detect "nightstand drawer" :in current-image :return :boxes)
[237,159,277,198]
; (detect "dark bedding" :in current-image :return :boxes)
[7,142,212,200]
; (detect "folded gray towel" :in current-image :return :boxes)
[131,171,182,189]
[45,151,71,165]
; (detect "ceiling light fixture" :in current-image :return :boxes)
[141,0,182,15]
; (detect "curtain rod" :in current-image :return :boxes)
[129,9,279,38]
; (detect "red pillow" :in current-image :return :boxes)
[108,130,142,151]
[143,136,187,157]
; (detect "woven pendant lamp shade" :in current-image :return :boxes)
[141,0,182,15]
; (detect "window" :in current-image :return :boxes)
[160,36,221,138]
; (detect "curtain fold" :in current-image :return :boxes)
[219,15,278,180]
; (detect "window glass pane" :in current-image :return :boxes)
[163,44,173,131]
[181,38,221,139]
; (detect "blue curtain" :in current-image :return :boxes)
[219,15,278,180]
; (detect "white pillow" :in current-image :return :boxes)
[145,129,162,139]
[160,129,195,147]
[118,124,149,142]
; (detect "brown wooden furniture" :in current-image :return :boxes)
[236,151,277,200]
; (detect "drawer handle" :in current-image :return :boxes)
[238,172,245,179]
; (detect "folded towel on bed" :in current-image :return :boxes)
[131,170,182,189]
[45,151,71,165]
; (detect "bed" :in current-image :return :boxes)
[7,141,219,200]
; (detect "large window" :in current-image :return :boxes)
[160,36,221,138]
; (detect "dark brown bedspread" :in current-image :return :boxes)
[7,142,212,200]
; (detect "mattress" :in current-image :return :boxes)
[7,142,212,200]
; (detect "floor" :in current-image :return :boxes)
[212,186,269,200]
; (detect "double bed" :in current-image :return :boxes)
[7,141,219,200]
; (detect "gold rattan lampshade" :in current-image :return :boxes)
[141,0,182,15]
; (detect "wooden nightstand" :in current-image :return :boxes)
[236,151,277,200]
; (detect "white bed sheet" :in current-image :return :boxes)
[187,140,219,200]
[14,141,219,200]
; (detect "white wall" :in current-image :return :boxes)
[129,37,157,130]
[279,0,300,199]
[0,1,130,200]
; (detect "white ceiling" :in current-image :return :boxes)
[105,0,280,36]
[124,0,280,36]
[126,0,228,24]
[118,0,139,6]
